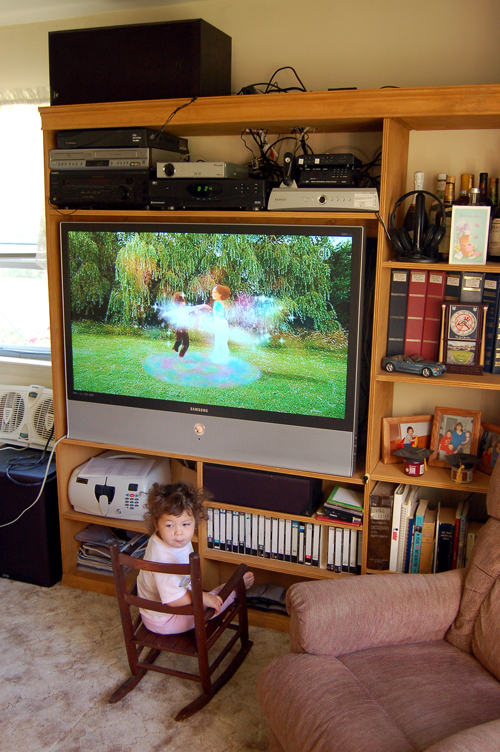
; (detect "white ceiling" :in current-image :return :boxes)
[0,0,194,26]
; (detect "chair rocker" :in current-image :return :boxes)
[109,542,253,721]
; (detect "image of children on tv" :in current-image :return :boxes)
[67,228,355,421]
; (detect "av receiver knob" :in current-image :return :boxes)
[163,163,175,176]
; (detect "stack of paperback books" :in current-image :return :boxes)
[75,524,148,575]
[316,485,364,527]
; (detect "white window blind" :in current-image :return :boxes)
[0,90,50,360]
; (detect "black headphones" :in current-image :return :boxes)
[389,190,446,261]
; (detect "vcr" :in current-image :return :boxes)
[149,178,271,210]
[50,170,149,209]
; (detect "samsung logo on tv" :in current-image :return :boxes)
[190,407,209,413]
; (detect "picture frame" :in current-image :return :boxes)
[478,422,500,475]
[449,205,491,264]
[429,406,482,467]
[381,414,433,464]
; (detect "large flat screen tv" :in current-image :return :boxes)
[61,222,366,476]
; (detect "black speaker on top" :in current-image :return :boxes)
[49,19,231,106]
[389,190,446,262]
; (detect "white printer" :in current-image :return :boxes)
[68,450,171,520]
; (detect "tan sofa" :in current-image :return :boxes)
[256,460,500,752]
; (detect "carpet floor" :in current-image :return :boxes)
[1,578,289,752]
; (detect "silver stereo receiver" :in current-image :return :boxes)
[156,161,249,179]
[49,147,183,170]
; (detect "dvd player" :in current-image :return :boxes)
[56,127,188,153]
[49,148,182,170]
[267,185,379,211]
[149,178,271,210]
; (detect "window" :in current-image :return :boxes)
[0,92,50,360]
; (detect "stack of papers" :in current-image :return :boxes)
[75,524,148,575]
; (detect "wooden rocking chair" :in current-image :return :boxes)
[108,542,253,721]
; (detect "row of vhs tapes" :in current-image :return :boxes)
[206,507,362,573]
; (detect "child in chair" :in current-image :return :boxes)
[137,481,254,635]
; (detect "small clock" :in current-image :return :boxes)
[439,303,488,375]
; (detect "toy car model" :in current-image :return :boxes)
[381,354,446,378]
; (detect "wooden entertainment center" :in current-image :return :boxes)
[40,85,500,631]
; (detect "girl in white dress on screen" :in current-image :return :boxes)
[211,284,231,364]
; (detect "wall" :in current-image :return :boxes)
[1,0,499,93]
[0,0,499,389]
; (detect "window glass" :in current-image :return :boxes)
[0,101,50,360]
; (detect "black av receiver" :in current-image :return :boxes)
[50,170,149,209]
[149,178,272,210]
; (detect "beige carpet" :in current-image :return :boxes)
[1,578,289,752]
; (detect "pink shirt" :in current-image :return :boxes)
[137,533,192,630]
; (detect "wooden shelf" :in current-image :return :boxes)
[376,370,500,391]
[40,84,499,628]
[370,461,490,493]
[203,547,354,579]
[39,85,500,136]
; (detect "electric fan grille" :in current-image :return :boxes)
[0,391,25,434]
[33,398,55,444]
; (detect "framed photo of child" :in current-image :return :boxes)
[478,423,500,475]
[449,205,491,264]
[381,415,433,464]
[429,406,482,467]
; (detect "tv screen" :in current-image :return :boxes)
[61,222,365,476]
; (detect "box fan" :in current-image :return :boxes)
[0,385,54,449]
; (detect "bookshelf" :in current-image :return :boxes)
[40,85,500,630]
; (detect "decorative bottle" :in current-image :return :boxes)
[488,204,500,261]
[478,173,492,206]
[488,177,498,207]
[438,175,455,260]
[429,173,447,225]
[454,174,474,205]
[403,171,427,240]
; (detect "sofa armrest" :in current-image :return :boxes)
[288,569,466,656]
[424,719,500,751]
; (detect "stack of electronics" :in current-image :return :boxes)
[149,160,272,211]
[268,152,379,212]
[75,524,148,575]
[49,127,189,209]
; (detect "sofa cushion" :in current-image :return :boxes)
[340,640,500,751]
[472,576,500,681]
[256,653,414,752]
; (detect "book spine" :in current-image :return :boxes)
[232,510,239,552]
[436,521,455,572]
[219,508,226,551]
[257,514,265,557]
[404,517,415,573]
[390,484,408,572]
[421,271,446,361]
[386,269,410,356]
[482,273,500,372]
[264,516,272,558]
[403,270,428,356]
[367,486,394,571]
[327,526,335,571]
[410,512,425,573]
[207,507,214,548]
[460,271,485,304]
[444,272,461,301]
[334,528,343,572]
[291,520,299,563]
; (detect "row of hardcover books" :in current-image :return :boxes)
[367,481,483,573]
[206,507,362,572]
[386,268,500,371]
